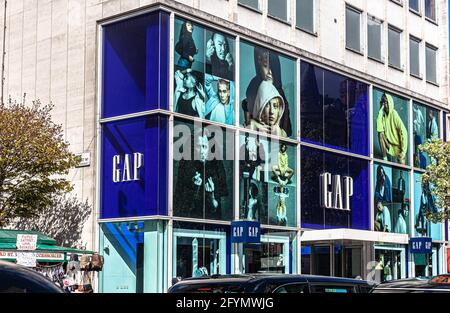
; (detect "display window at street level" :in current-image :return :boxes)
[102,11,170,118]
[413,102,440,169]
[239,132,297,227]
[241,230,296,274]
[101,115,168,219]
[372,88,410,165]
[239,40,297,139]
[173,119,234,221]
[300,61,369,156]
[373,246,406,283]
[173,17,236,126]
[172,222,228,281]
[301,146,370,230]
[99,221,167,293]
[373,163,411,235]
[413,172,442,240]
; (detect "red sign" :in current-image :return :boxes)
[447,249,450,274]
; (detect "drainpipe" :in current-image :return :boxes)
[1,0,6,105]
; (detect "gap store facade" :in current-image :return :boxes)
[97,8,449,293]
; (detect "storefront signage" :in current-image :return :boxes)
[231,221,260,243]
[410,237,432,254]
[16,252,36,267]
[0,251,64,261]
[320,173,353,211]
[112,152,143,183]
[16,234,38,251]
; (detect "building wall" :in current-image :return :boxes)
[0,0,448,251]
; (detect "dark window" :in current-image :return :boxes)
[426,44,437,84]
[296,0,314,33]
[346,6,362,52]
[368,16,383,61]
[268,0,289,21]
[410,37,421,77]
[300,61,369,156]
[238,0,260,10]
[425,0,436,21]
[388,26,402,69]
[409,0,420,12]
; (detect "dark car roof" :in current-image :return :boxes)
[0,260,64,293]
[372,275,450,292]
[170,274,371,292]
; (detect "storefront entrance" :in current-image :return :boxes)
[374,245,406,282]
[301,242,364,278]
[241,235,290,274]
[172,229,226,280]
[414,246,438,277]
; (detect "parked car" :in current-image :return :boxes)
[168,274,373,293]
[0,260,64,293]
[371,275,450,293]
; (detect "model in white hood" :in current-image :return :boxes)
[247,80,286,137]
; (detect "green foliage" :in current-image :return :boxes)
[419,138,450,223]
[0,98,78,227]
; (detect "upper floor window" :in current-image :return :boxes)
[296,0,314,33]
[409,36,421,78]
[425,0,436,21]
[409,0,420,13]
[368,16,383,62]
[426,44,438,84]
[388,25,402,69]
[238,0,261,11]
[268,0,290,22]
[346,6,363,53]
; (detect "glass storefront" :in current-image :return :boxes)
[98,10,448,292]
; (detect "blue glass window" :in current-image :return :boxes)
[102,11,170,118]
[301,61,369,156]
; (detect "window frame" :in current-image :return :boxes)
[295,0,316,36]
[345,4,364,55]
[409,35,422,79]
[424,0,437,23]
[408,0,422,16]
[367,15,384,63]
[267,0,291,24]
[387,24,404,71]
[237,0,263,14]
[425,43,438,85]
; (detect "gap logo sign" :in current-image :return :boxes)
[231,221,261,244]
[410,237,432,254]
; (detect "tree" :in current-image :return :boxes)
[419,138,450,223]
[11,195,92,247]
[0,98,79,227]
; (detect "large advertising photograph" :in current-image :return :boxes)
[373,88,410,165]
[173,17,236,126]
[373,163,410,234]
[172,119,234,221]
[239,40,296,138]
[413,172,442,240]
[413,102,440,169]
[239,133,297,227]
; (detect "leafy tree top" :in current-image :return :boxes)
[0,99,78,227]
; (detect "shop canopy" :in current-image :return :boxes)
[0,229,94,263]
[301,229,409,245]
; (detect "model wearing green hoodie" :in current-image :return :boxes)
[376,93,408,164]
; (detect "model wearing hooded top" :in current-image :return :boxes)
[175,21,198,70]
[243,47,292,137]
[248,80,287,137]
[206,33,234,81]
[204,74,235,125]
[376,93,408,164]
[174,69,205,118]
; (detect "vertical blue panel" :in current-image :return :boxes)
[102,11,170,118]
[101,116,168,219]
